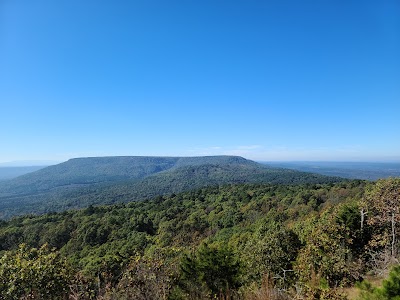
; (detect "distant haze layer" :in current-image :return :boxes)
[264,161,400,181]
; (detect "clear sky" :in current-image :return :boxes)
[1,0,399,163]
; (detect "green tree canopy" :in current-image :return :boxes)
[0,243,72,300]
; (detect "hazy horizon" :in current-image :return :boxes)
[1,156,400,166]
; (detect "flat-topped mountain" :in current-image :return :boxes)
[0,156,256,194]
[0,156,344,218]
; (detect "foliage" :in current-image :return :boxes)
[365,178,400,258]
[180,243,241,298]
[357,265,400,300]
[241,274,291,300]
[0,179,381,299]
[0,244,72,299]
[295,206,360,287]
[241,221,301,286]
[105,253,179,300]
[300,272,348,300]
[0,156,344,218]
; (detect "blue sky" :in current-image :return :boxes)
[1,0,399,163]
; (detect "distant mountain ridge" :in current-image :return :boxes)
[0,160,60,167]
[0,166,47,181]
[0,156,255,194]
[263,161,400,180]
[0,156,344,218]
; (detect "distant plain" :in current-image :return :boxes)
[263,161,400,180]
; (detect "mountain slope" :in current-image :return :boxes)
[0,156,258,195]
[0,156,179,195]
[0,156,344,218]
[0,166,47,181]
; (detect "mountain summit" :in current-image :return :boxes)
[0,156,343,218]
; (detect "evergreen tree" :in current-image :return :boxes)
[180,243,241,298]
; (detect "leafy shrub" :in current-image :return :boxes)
[0,244,72,300]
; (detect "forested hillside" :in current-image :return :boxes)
[0,166,46,181]
[0,156,343,218]
[1,179,400,299]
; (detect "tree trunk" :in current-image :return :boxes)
[392,211,396,258]
[361,208,366,232]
